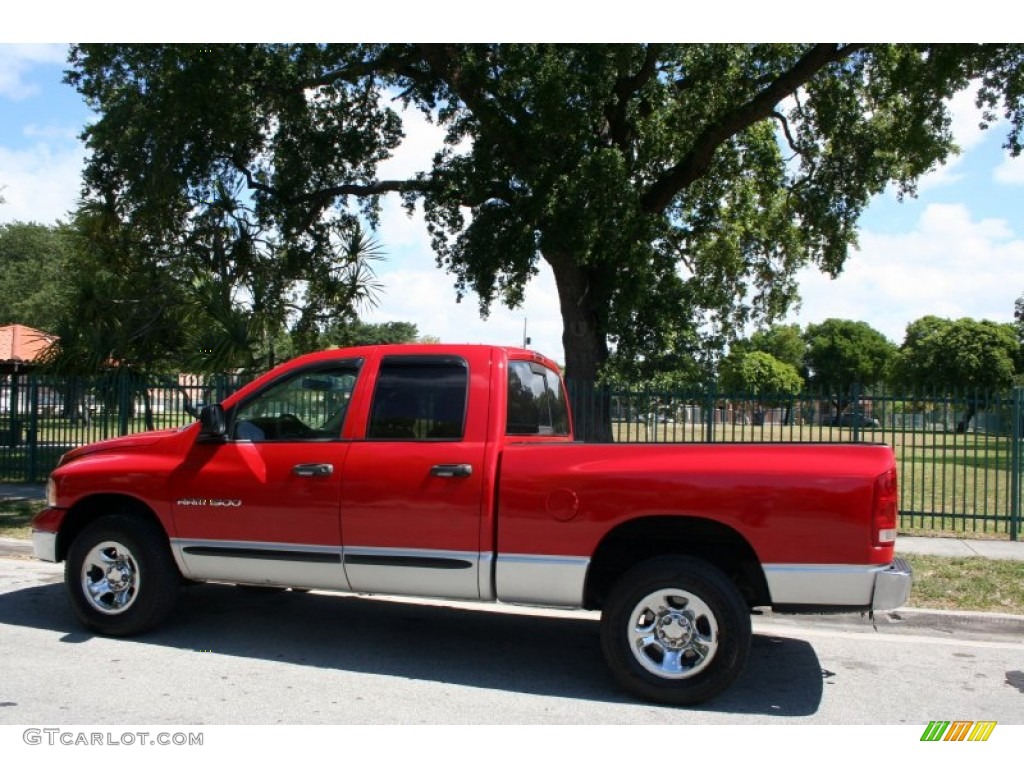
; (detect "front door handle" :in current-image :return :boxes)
[430,464,473,478]
[293,463,334,478]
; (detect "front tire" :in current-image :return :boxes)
[600,556,751,705]
[65,515,180,636]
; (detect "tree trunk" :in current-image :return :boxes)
[956,403,977,434]
[547,255,613,442]
[142,387,155,431]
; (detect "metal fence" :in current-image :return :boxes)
[1,372,246,484]
[2,372,1020,540]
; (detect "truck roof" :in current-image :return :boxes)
[277,343,562,372]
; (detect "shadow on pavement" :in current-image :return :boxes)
[0,580,823,716]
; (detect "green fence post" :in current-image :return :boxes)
[1012,387,1022,542]
[118,375,130,436]
[8,374,19,450]
[851,382,861,443]
[705,383,716,443]
[27,375,39,483]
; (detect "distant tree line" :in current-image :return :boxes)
[603,315,1022,399]
[0,221,429,379]
[3,219,1022,417]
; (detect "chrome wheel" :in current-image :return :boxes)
[600,556,751,705]
[80,540,141,614]
[66,514,180,636]
[628,588,719,679]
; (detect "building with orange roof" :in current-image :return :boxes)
[0,324,57,374]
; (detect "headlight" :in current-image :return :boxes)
[45,477,57,507]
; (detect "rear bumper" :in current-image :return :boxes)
[766,558,912,612]
[871,557,912,611]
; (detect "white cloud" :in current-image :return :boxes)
[0,44,66,100]
[994,153,1024,185]
[946,83,990,152]
[366,102,570,356]
[0,140,85,224]
[23,123,79,141]
[366,246,565,363]
[788,203,1024,343]
[377,103,448,180]
[914,84,991,191]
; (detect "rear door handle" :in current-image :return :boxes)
[293,463,334,478]
[430,464,473,478]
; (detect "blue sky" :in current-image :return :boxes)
[2,44,1024,364]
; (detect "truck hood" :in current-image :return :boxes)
[58,427,186,466]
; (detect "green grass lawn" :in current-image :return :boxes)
[0,498,41,539]
[904,554,1024,614]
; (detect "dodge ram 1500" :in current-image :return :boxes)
[32,344,911,704]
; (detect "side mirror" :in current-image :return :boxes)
[199,404,227,439]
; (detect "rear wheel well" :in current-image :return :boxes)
[583,516,770,611]
[56,494,167,563]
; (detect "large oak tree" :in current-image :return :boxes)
[66,44,1024,437]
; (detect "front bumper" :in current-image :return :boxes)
[871,557,912,611]
[32,530,58,562]
[30,506,66,563]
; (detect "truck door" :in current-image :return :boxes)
[340,354,489,600]
[169,361,361,590]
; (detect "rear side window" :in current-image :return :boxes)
[506,361,570,436]
[367,357,468,440]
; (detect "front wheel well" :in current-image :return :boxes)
[56,494,167,563]
[583,516,770,611]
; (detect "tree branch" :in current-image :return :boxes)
[231,157,430,208]
[605,44,661,152]
[772,110,801,156]
[641,44,866,213]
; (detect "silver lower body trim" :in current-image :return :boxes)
[344,546,483,601]
[765,562,909,608]
[171,540,593,607]
[495,553,589,607]
[172,539,349,591]
[32,530,58,562]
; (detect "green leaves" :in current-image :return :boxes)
[804,318,898,390]
[719,350,803,398]
[64,43,1024,392]
[895,315,1018,393]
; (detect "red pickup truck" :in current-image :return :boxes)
[32,344,911,704]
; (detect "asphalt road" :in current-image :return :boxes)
[0,556,1021,725]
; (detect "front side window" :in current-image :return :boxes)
[506,361,570,436]
[232,364,360,442]
[367,357,468,440]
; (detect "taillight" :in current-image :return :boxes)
[872,466,898,546]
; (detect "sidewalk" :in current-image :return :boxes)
[2,483,1023,560]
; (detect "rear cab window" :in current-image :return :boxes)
[506,360,570,437]
[367,356,469,440]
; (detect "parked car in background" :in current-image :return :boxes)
[831,413,881,428]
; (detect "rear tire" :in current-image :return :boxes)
[65,515,180,636]
[600,556,751,705]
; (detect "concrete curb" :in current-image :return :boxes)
[758,606,1024,639]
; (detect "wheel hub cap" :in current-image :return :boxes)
[80,541,140,615]
[627,588,720,679]
[656,611,695,648]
